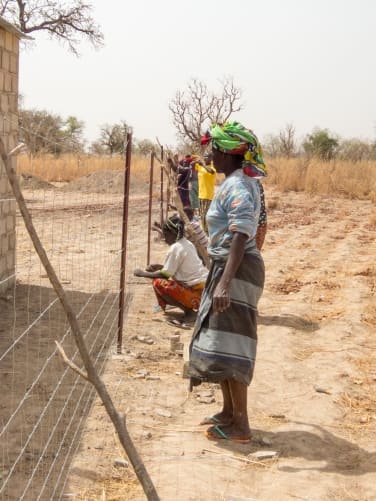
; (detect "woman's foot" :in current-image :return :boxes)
[199,411,233,426]
[182,309,197,325]
[205,423,252,444]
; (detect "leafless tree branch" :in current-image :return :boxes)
[169,77,243,148]
[0,0,103,55]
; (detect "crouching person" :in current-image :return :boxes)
[134,215,208,329]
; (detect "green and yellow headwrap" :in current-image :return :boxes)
[201,121,268,178]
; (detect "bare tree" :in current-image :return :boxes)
[263,123,296,158]
[278,123,296,158]
[99,121,128,156]
[169,77,243,147]
[0,0,103,55]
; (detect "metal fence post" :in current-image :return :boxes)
[117,132,132,353]
[147,152,155,266]
[160,146,164,226]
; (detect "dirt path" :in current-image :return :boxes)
[67,188,376,501]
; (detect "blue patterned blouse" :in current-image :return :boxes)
[206,169,260,260]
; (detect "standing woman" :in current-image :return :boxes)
[188,122,267,443]
[196,152,216,233]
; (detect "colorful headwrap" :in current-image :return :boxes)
[201,121,267,178]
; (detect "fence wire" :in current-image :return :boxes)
[0,139,157,499]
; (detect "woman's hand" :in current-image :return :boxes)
[213,280,231,313]
[134,268,146,277]
[146,264,162,272]
[211,232,248,314]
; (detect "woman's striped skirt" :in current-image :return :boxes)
[188,252,264,388]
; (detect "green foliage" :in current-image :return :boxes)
[19,109,85,155]
[303,128,339,160]
[64,116,85,149]
[135,139,157,156]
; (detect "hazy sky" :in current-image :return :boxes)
[19,0,376,147]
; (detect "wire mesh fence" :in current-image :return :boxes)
[0,138,165,499]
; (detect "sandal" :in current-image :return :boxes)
[166,319,192,330]
[205,425,252,444]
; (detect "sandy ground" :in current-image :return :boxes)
[60,186,376,501]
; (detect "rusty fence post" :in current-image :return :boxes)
[159,145,164,226]
[117,132,132,354]
[165,154,171,218]
[146,152,155,266]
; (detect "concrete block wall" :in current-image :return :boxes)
[0,26,18,295]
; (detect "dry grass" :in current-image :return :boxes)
[267,196,280,210]
[267,157,376,200]
[17,153,151,183]
[369,208,376,227]
[76,472,141,501]
[336,355,376,439]
[362,304,376,326]
[271,276,306,295]
[292,346,322,361]
[16,153,376,201]
[325,484,370,501]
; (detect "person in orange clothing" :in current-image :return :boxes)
[134,215,208,328]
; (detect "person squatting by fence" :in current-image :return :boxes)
[152,207,208,253]
[134,215,208,329]
[188,121,267,443]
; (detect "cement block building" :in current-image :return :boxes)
[0,17,25,295]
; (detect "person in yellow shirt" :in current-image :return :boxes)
[194,152,216,232]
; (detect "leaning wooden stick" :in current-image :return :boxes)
[0,139,160,501]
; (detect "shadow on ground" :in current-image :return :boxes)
[257,313,320,332]
[205,422,375,475]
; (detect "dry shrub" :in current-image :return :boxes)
[267,196,280,210]
[271,276,305,294]
[267,157,308,192]
[17,153,151,183]
[267,157,376,201]
[336,355,376,438]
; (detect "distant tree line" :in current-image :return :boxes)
[18,106,376,163]
[263,123,376,161]
[18,75,376,162]
[18,109,157,156]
